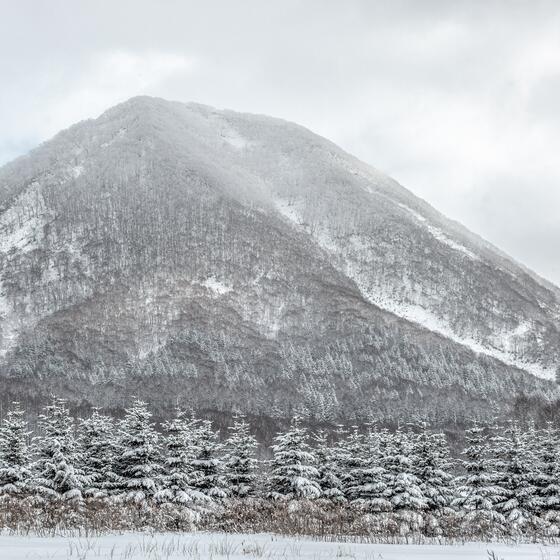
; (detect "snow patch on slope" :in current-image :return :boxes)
[272,200,553,381]
[359,282,554,380]
[220,129,249,150]
[0,185,50,355]
[101,127,127,148]
[201,276,233,296]
[398,203,480,260]
[274,198,304,225]
[0,185,47,254]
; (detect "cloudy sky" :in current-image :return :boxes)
[1,0,559,285]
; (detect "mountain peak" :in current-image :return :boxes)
[0,98,558,424]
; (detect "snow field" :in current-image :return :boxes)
[0,532,557,560]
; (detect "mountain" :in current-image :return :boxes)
[0,96,558,425]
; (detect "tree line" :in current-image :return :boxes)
[1,397,560,540]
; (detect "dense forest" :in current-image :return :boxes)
[2,398,560,541]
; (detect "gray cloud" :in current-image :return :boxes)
[1,0,559,285]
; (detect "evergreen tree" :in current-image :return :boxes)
[269,416,321,500]
[345,426,390,512]
[383,428,426,533]
[338,426,365,501]
[0,402,31,497]
[414,424,455,513]
[32,398,85,504]
[494,423,539,532]
[156,407,208,506]
[313,429,345,503]
[190,419,227,500]
[77,408,117,497]
[112,399,160,502]
[224,413,259,499]
[535,423,560,531]
[454,422,505,536]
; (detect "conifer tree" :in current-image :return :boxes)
[494,423,538,532]
[338,426,365,501]
[190,419,227,500]
[112,398,160,502]
[454,422,505,536]
[77,408,117,497]
[224,413,259,499]
[32,398,85,504]
[346,426,390,512]
[156,407,208,506]
[0,402,31,497]
[383,428,426,533]
[269,416,321,500]
[313,429,345,503]
[530,423,560,534]
[414,424,455,513]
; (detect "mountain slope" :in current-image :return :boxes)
[0,96,557,423]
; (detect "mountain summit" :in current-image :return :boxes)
[0,96,558,423]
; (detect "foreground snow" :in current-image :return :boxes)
[0,532,557,559]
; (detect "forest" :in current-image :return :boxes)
[1,397,560,542]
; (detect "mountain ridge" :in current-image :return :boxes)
[0,96,558,423]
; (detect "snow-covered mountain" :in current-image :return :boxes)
[0,96,558,423]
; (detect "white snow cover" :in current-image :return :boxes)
[0,184,47,255]
[398,203,480,260]
[201,276,233,296]
[0,532,554,559]
[0,184,49,356]
[359,281,555,381]
[273,196,555,380]
[100,127,127,148]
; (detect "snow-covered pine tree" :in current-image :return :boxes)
[313,429,345,503]
[31,398,85,504]
[0,402,31,497]
[268,416,321,500]
[155,407,208,506]
[383,427,427,533]
[535,422,560,532]
[345,426,390,513]
[338,426,365,501]
[414,425,455,511]
[190,419,227,500]
[112,398,160,503]
[413,423,456,535]
[454,422,505,537]
[493,422,539,533]
[77,408,117,498]
[223,413,259,499]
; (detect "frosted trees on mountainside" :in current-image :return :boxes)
[269,416,321,500]
[0,402,31,497]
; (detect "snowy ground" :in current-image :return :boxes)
[0,532,558,559]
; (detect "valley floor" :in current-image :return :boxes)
[0,532,558,560]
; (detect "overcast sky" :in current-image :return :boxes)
[1,0,559,285]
